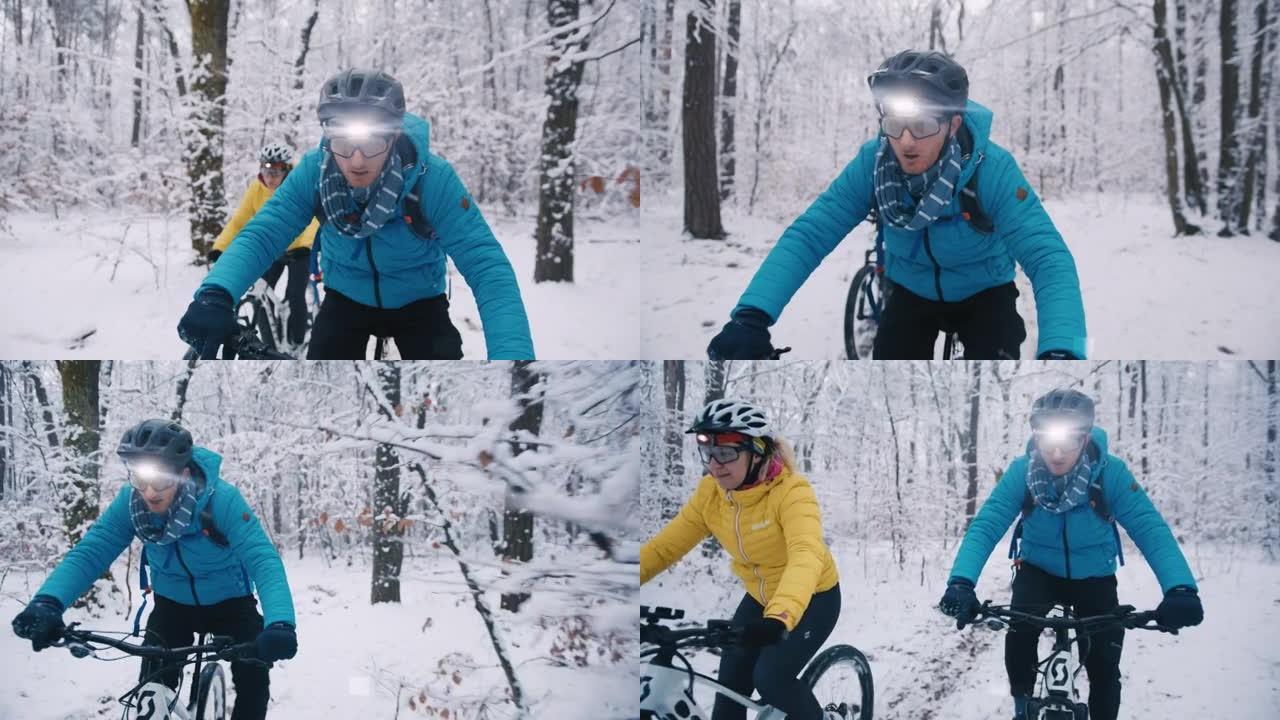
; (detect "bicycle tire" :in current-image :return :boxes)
[844,265,880,360]
[251,303,279,354]
[195,662,226,720]
[799,643,874,720]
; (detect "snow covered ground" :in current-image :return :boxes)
[0,207,643,360]
[640,538,1280,719]
[640,191,1280,359]
[2,552,632,719]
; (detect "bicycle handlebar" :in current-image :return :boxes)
[57,624,260,664]
[182,330,294,361]
[975,601,1178,635]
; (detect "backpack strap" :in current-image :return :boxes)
[132,544,151,636]
[199,505,230,548]
[955,125,994,234]
[1089,467,1125,566]
[1008,485,1036,561]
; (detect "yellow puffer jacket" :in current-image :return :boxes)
[641,466,838,630]
[212,177,319,254]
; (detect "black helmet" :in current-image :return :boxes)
[867,50,969,113]
[116,419,194,471]
[1030,389,1095,430]
[317,68,406,131]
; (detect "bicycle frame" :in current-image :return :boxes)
[642,656,786,720]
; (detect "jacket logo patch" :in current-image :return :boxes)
[242,512,251,521]
[461,196,471,210]
[1016,187,1028,201]
[751,519,771,531]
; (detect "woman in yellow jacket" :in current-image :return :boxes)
[641,398,841,720]
[207,143,320,345]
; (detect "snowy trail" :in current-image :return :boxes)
[2,554,630,719]
[0,209,643,360]
[638,191,1280,360]
[640,540,1280,719]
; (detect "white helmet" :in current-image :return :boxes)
[686,398,772,437]
[259,142,293,165]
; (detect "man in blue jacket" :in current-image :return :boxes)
[938,389,1203,720]
[178,68,535,360]
[11,419,297,720]
[708,50,1086,360]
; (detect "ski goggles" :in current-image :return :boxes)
[322,120,395,159]
[879,113,949,140]
[1031,422,1090,453]
[260,164,289,178]
[124,459,183,492]
[694,432,761,465]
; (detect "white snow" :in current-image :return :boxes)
[2,552,632,719]
[0,208,643,360]
[636,190,1280,359]
[641,539,1280,719]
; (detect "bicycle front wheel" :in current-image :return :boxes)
[844,265,880,360]
[195,662,227,720]
[800,644,874,720]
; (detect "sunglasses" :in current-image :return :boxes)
[125,460,182,492]
[880,114,949,140]
[260,166,288,178]
[695,431,753,465]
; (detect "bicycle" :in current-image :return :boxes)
[54,622,262,720]
[843,213,962,360]
[640,605,874,720]
[971,600,1177,720]
[182,329,295,361]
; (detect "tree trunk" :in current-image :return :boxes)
[1238,0,1271,229]
[1264,360,1277,558]
[704,360,727,404]
[682,0,725,239]
[1154,0,1200,234]
[0,364,9,498]
[371,362,404,604]
[1140,360,1150,481]
[56,361,103,607]
[963,362,981,530]
[1218,0,1243,233]
[533,0,590,283]
[184,0,231,258]
[130,7,144,147]
[662,361,686,510]
[1172,0,1208,214]
[283,0,320,150]
[501,361,544,612]
[718,0,741,201]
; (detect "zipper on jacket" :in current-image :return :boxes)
[365,236,384,308]
[922,227,945,301]
[173,544,202,606]
[727,490,767,602]
[1061,515,1072,579]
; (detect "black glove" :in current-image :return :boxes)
[939,578,980,629]
[740,617,788,647]
[178,286,238,358]
[206,249,222,264]
[255,621,298,662]
[12,595,65,652]
[707,307,775,360]
[1037,350,1080,360]
[1155,586,1203,629]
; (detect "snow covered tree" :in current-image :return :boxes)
[682,0,724,239]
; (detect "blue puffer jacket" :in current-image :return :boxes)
[200,113,535,360]
[36,447,296,627]
[948,427,1196,594]
[734,100,1087,358]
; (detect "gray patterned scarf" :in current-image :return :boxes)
[130,478,200,545]
[318,141,406,239]
[1026,450,1094,514]
[873,133,967,231]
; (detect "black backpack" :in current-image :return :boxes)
[1006,446,1126,568]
